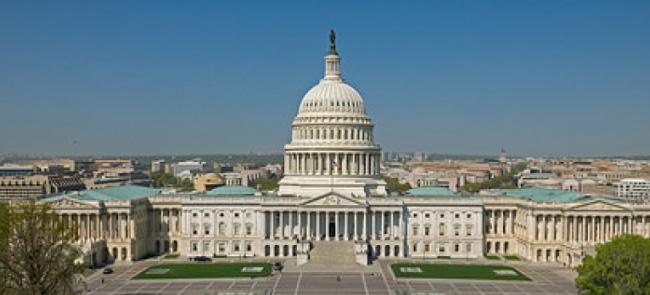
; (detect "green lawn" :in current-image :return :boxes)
[133,263,272,279]
[485,255,501,260]
[436,256,451,259]
[163,254,179,259]
[391,263,530,281]
[503,255,521,261]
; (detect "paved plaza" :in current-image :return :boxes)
[83,259,578,295]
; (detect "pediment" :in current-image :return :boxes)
[300,192,365,207]
[568,199,628,212]
[49,197,99,210]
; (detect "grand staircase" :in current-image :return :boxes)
[309,241,356,266]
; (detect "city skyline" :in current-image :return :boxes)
[1,1,649,156]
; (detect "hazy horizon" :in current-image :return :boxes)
[1,2,649,156]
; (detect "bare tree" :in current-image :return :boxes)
[0,200,86,294]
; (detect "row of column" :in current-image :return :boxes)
[565,215,633,243]
[285,152,380,176]
[60,212,133,242]
[265,210,404,241]
[153,208,180,235]
[292,126,372,142]
[487,209,516,236]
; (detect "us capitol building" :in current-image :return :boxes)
[41,33,650,269]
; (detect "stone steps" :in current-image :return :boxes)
[308,241,355,266]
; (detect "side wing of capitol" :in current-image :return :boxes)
[39,35,650,269]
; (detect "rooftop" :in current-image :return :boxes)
[41,185,161,202]
[406,186,456,197]
[205,185,258,196]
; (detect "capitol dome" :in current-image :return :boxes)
[298,80,367,116]
[278,31,386,198]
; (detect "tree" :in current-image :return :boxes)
[252,177,279,191]
[0,200,86,294]
[461,163,526,193]
[575,234,650,295]
[384,177,411,194]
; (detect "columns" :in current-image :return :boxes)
[361,211,368,241]
[270,211,275,239]
[344,212,349,240]
[325,212,330,241]
[491,210,496,235]
[390,211,394,239]
[289,210,293,238]
[335,212,339,240]
[372,211,377,240]
[297,211,302,239]
[316,212,321,240]
[307,211,311,239]
[280,211,284,239]
[397,209,400,239]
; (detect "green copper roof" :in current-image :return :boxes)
[406,187,456,197]
[206,185,258,196]
[492,187,584,203]
[42,185,161,202]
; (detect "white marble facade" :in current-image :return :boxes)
[43,34,650,269]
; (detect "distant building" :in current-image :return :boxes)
[614,178,650,201]
[173,160,207,178]
[0,165,36,177]
[151,160,166,173]
[193,173,224,192]
[0,175,85,201]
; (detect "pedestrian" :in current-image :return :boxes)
[336,275,341,282]
[101,278,104,284]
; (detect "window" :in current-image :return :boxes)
[204,212,209,217]
[247,244,252,251]
[234,243,240,252]
[191,242,198,252]
[192,224,198,235]
[413,213,418,218]
[467,214,472,218]
[413,244,417,252]
[424,226,430,236]
[466,225,473,236]
[218,223,226,236]
[455,213,460,218]
[412,225,419,236]
[246,224,253,235]
[204,225,210,235]
[219,212,225,217]
[234,223,241,235]
[454,244,459,252]
[439,223,446,236]
[466,243,472,253]
[439,246,445,253]
[425,213,430,218]
[440,214,445,218]
[234,213,240,218]
[193,212,198,217]
[203,241,210,251]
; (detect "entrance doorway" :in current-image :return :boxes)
[328,222,336,238]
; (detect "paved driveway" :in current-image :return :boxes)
[83,259,578,295]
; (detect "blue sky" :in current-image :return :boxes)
[1,1,649,156]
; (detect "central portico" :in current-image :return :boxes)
[278,31,387,198]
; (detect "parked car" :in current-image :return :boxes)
[273,262,283,271]
[102,268,114,274]
[194,256,212,262]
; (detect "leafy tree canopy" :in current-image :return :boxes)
[576,234,650,295]
[461,163,526,193]
[384,177,412,194]
[0,200,86,294]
